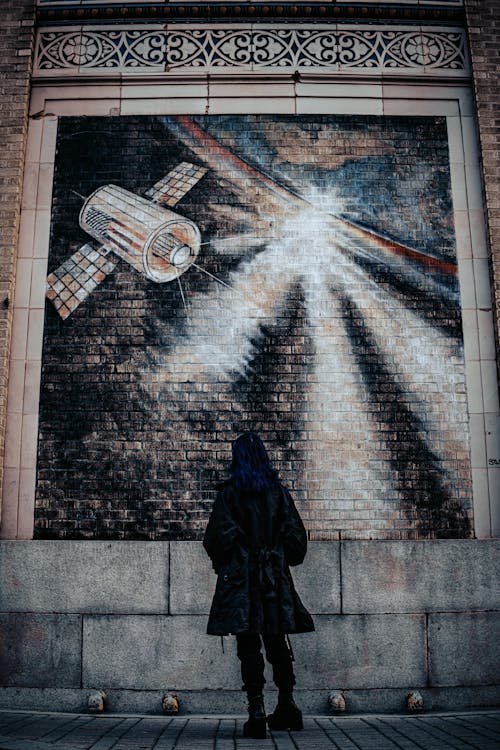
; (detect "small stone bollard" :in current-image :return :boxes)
[88,690,106,713]
[328,690,346,713]
[406,690,424,711]
[162,693,180,714]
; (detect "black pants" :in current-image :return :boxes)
[236,633,295,695]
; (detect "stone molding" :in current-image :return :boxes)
[37,0,465,5]
[34,24,470,78]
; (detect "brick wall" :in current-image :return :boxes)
[35,114,472,541]
[465,0,500,368]
[0,1,35,517]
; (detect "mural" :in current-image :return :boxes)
[35,114,472,540]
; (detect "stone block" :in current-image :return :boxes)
[169,541,340,615]
[170,542,214,614]
[0,541,169,614]
[342,540,500,614]
[428,612,500,687]
[0,613,81,688]
[82,615,240,691]
[292,542,341,614]
[293,614,426,689]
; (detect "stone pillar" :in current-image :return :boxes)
[464,0,500,372]
[0,0,36,519]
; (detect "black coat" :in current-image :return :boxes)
[203,481,315,636]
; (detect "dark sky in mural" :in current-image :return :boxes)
[35,115,472,541]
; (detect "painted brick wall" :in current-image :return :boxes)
[465,0,500,367]
[0,1,36,518]
[35,114,472,541]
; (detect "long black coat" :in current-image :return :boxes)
[203,481,315,636]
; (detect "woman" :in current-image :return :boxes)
[203,432,314,739]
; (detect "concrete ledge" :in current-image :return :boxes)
[1,540,497,617]
[170,542,214,615]
[1,685,499,715]
[0,541,169,614]
[0,540,498,706]
[342,540,500,614]
[0,614,81,688]
[429,611,500,687]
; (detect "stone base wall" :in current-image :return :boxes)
[0,540,498,714]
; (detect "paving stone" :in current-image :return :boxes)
[154,719,188,750]
[0,711,499,750]
[31,714,91,743]
[441,715,500,746]
[79,718,140,750]
[363,717,421,750]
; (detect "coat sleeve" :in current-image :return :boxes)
[203,486,245,573]
[280,486,308,566]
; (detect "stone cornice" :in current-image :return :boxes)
[36,4,465,26]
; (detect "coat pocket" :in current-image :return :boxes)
[207,546,250,635]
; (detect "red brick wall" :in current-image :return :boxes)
[465,0,500,369]
[0,1,36,517]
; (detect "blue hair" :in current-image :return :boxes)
[229,432,279,493]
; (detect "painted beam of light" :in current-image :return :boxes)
[142,117,470,531]
[143,242,299,385]
[300,267,398,531]
[163,115,458,279]
[140,194,470,531]
[267,207,468,530]
[322,231,469,489]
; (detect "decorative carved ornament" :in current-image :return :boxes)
[34,25,469,77]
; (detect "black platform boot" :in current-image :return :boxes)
[267,692,303,731]
[243,693,267,739]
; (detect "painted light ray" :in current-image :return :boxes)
[302,271,397,532]
[327,251,468,507]
[163,115,458,278]
[144,187,466,532]
[146,244,298,382]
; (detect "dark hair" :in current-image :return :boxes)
[229,432,279,492]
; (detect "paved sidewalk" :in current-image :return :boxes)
[0,710,499,750]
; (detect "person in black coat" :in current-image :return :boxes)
[203,432,314,739]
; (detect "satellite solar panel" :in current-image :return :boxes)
[145,162,208,207]
[46,243,117,319]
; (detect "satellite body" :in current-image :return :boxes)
[46,162,207,320]
[80,184,200,283]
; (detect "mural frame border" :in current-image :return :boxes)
[2,77,498,540]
